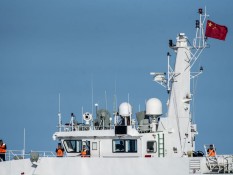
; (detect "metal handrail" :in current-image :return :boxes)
[58,124,115,132]
[3,150,56,161]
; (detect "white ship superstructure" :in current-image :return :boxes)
[0,8,232,175]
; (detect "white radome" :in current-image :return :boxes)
[146,98,162,116]
[119,102,132,117]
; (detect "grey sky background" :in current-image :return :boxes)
[0,0,233,154]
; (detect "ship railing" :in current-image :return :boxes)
[219,155,233,173]
[4,150,56,161]
[30,150,56,157]
[59,124,115,132]
[205,154,233,173]
[5,150,30,161]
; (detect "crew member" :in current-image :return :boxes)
[207,144,216,157]
[81,145,87,157]
[55,143,64,157]
[0,139,7,161]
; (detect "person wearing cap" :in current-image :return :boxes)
[0,140,7,161]
[55,143,64,157]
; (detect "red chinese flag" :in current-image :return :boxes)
[205,20,228,40]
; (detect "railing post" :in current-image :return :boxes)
[8,151,10,161]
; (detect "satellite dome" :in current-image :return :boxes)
[119,102,132,117]
[146,98,162,116]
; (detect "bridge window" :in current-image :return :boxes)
[63,140,82,153]
[113,139,137,153]
[147,141,157,153]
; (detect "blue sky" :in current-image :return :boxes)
[0,0,232,154]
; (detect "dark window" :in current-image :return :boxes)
[113,139,137,153]
[126,140,137,153]
[115,126,127,134]
[63,140,82,153]
[147,141,157,153]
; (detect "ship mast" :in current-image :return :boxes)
[151,8,209,157]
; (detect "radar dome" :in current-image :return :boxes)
[119,102,132,117]
[146,98,162,116]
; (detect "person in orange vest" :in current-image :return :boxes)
[81,145,87,157]
[0,139,7,161]
[55,143,64,157]
[207,144,216,157]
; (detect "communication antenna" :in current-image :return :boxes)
[113,79,117,114]
[113,94,117,114]
[91,78,94,116]
[81,106,84,124]
[95,103,99,118]
[105,90,108,110]
[59,93,61,112]
[23,128,26,159]
[58,93,62,132]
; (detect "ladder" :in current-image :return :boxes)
[158,133,164,157]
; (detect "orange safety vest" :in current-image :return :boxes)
[56,148,64,157]
[81,150,87,157]
[0,144,6,153]
[208,149,216,157]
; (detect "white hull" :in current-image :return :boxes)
[0,156,232,175]
[0,157,205,175]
